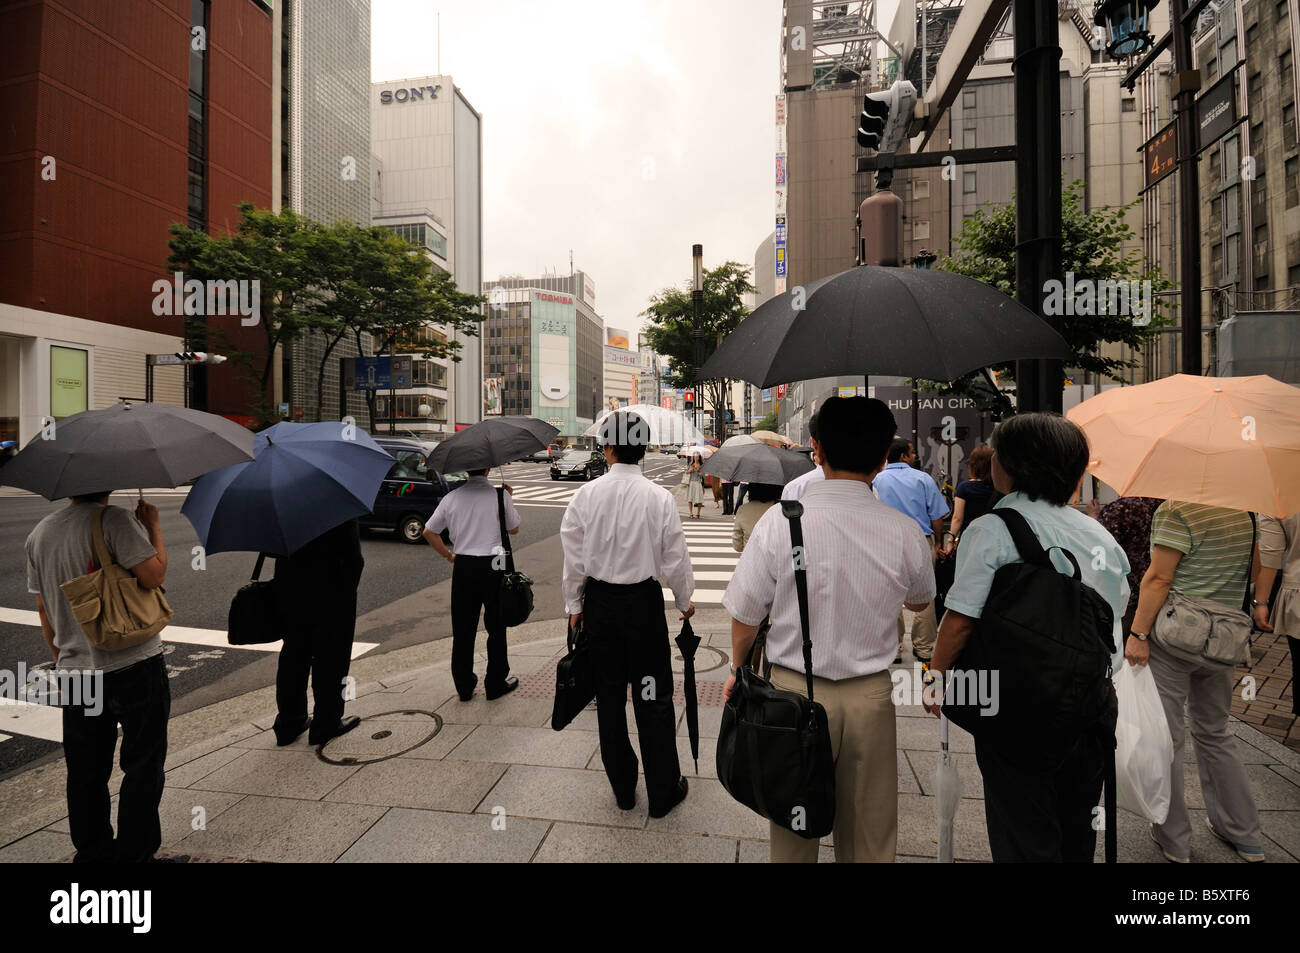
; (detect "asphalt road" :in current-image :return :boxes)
[0,454,687,776]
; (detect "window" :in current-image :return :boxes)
[1226,236,1239,278]
[1224,135,1240,182]
[1251,121,1265,153]
[1210,148,1221,184]
[1254,223,1269,249]
[1225,184,1240,229]
[913,179,931,199]
[1211,242,1223,282]
[1283,0,1292,23]
[1122,98,1136,112]
[963,125,976,149]
[1290,264,1300,286]
[1286,156,1299,208]
[963,89,976,109]
[1206,57,1219,82]
[913,220,931,240]
[1210,195,1222,222]
[1246,24,1259,51]
[963,170,977,194]
[1284,103,1297,150]
[1283,50,1294,90]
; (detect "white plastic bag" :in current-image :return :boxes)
[1113,662,1173,825]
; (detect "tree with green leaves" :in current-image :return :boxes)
[641,261,755,440]
[939,179,1172,392]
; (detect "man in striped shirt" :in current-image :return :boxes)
[723,396,935,862]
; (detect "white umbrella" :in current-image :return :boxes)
[720,434,760,449]
[583,403,707,447]
[935,713,962,863]
[679,444,715,458]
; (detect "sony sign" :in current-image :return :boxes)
[379,85,442,105]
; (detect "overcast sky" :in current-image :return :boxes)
[371,0,790,338]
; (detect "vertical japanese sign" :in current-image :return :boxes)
[775,94,788,294]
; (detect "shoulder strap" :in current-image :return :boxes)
[1244,512,1257,613]
[90,507,113,571]
[989,508,1050,567]
[780,500,815,705]
[251,553,266,582]
[496,487,516,573]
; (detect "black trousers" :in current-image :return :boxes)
[584,577,681,812]
[450,555,509,696]
[734,484,748,508]
[721,483,735,515]
[1290,636,1300,716]
[276,594,356,732]
[61,654,170,863]
[974,731,1106,862]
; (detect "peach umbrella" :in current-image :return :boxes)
[1066,374,1300,518]
[749,430,792,448]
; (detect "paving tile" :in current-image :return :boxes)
[157,788,245,848]
[736,838,835,863]
[339,808,549,863]
[533,822,737,862]
[164,723,260,771]
[444,725,599,769]
[435,694,556,729]
[474,764,648,829]
[896,716,975,753]
[325,758,506,813]
[171,795,385,863]
[644,777,771,840]
[896,792,991,862]
[402,722,475,760]
[676,705,724,740]
[165,747,248,788]
[189,749,358,800]
[511,638,568,657]
[0,830,72,863]
[318,712,443,762]
[584,732,719,780]
[1257,810,1300,861]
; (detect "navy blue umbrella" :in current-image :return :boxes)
[181,421,395,556]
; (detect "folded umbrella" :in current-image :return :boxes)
[0,401,255,500]
[674,619,701,773]
[700,266,1071,386]
[1066,374,1300,518]
[427,416,558,473]
[935,712,962,863]
[701,442,814,486]
[181,421,395,556]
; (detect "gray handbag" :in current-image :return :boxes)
[1151,515,1256,668]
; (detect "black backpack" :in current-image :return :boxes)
[942,508,1117,764]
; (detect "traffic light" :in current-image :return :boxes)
[857,80,917,154]
[684,391,694,410]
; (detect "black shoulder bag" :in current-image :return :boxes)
[716,500,836,839]
[496,487,534,628]
[228,554,284,645]
[551,621,596,731]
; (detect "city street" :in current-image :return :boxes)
[0,453,690,777]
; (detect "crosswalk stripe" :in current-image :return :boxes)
[0,701,63,742]
[664,588,726,604]
[692,571,735,582]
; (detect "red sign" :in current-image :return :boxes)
[775,384,786,400]
[534,291,574,305]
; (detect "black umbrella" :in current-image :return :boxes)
[0,401,255,500]
[674,619,701,773]
[427,416,559,473]
[699,266,1072,385]
[701,443,815,486]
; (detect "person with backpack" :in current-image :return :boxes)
[924,413,1130,863]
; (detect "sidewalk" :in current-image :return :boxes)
[1,606,1297,863]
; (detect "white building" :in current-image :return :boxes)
[371,74,483,435]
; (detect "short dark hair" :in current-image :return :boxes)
[815,397,896,475]
[597,411,648,464]
[990,413,1090,506]
[807,413,819,442]
[467,468,489,477]
[968,445,994,481]
[886,437,913,463]
[71,491,111,504]
[746,482,783,503]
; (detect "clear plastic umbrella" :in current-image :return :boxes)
[935,712,962,863]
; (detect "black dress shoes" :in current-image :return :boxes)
[273,716,311,747]
[309,715,361,746]
[648,777,688,819]
[458,674,480,702]
[485,676,519,700]
[615,789,636,811]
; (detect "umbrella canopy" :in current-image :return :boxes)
[679,444,715,458]
[0,400,255,500]
[583,403,706,446]
[427,416,558,473]
[749,430,791,448]
[935,713,962,863]
[1066,374,1300,518]
[699,266,1071,386]
[719,434,760,449]
[701,442,815,486]
[674,619,701,773]
[181,421,395,556]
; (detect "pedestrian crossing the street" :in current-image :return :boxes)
[664,522,738,606]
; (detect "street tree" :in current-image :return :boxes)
[641,261,755,440]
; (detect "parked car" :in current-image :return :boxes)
[360,437,467,543]
[550,448,607,481]
[530,442,565,463]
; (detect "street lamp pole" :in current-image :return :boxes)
[691,243,704,438]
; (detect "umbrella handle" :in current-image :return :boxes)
[940,711,949,751]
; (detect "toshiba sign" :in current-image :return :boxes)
[534,292,573,305]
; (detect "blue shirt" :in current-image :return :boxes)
[872,462,949,535]
[944,491,1132,673]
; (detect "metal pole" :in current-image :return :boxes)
[1171,0,1203,375]
[1012,0,1064,413]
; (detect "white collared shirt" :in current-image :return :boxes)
[780,465,825,500]
[425,476,520,556]
[560,462,694,614]
[724,479,934,680]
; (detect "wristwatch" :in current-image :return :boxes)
[1130,631,1149,642]
[1251,600,1269,608]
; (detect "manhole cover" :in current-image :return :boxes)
[672,644,728,673]
[317,710,442,766]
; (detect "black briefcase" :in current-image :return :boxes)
[716,502,836,840]
[496,487,534,627]
[552,623,596,730]
[227,554,284,645]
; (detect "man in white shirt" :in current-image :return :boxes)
[424,469,521,702]
[723,396,935,862]
[780,414,824,502]
[561,411,696,817]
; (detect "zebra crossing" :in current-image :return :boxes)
[663,521,738,606]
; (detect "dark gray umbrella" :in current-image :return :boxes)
[427,416,559,473]
[674,619,701,773]
[0,401,255,500]
[699,266,1072,386]
[701,443,814,486]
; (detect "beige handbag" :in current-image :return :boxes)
[59,508,172,652]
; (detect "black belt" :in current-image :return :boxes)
[585,576,657,592]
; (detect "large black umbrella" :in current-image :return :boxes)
[0,401,255,499]
[427,416,559,473]
[699,266,1071,385]
[674,619,701,773]
[701,443,814,486]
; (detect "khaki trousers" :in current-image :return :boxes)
[767,665,897,863]
[897,605,938,660]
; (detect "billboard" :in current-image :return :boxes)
[604,345,638,368]
[605,327,630,349]
[483,377,502,415]
[584,275,596,307]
